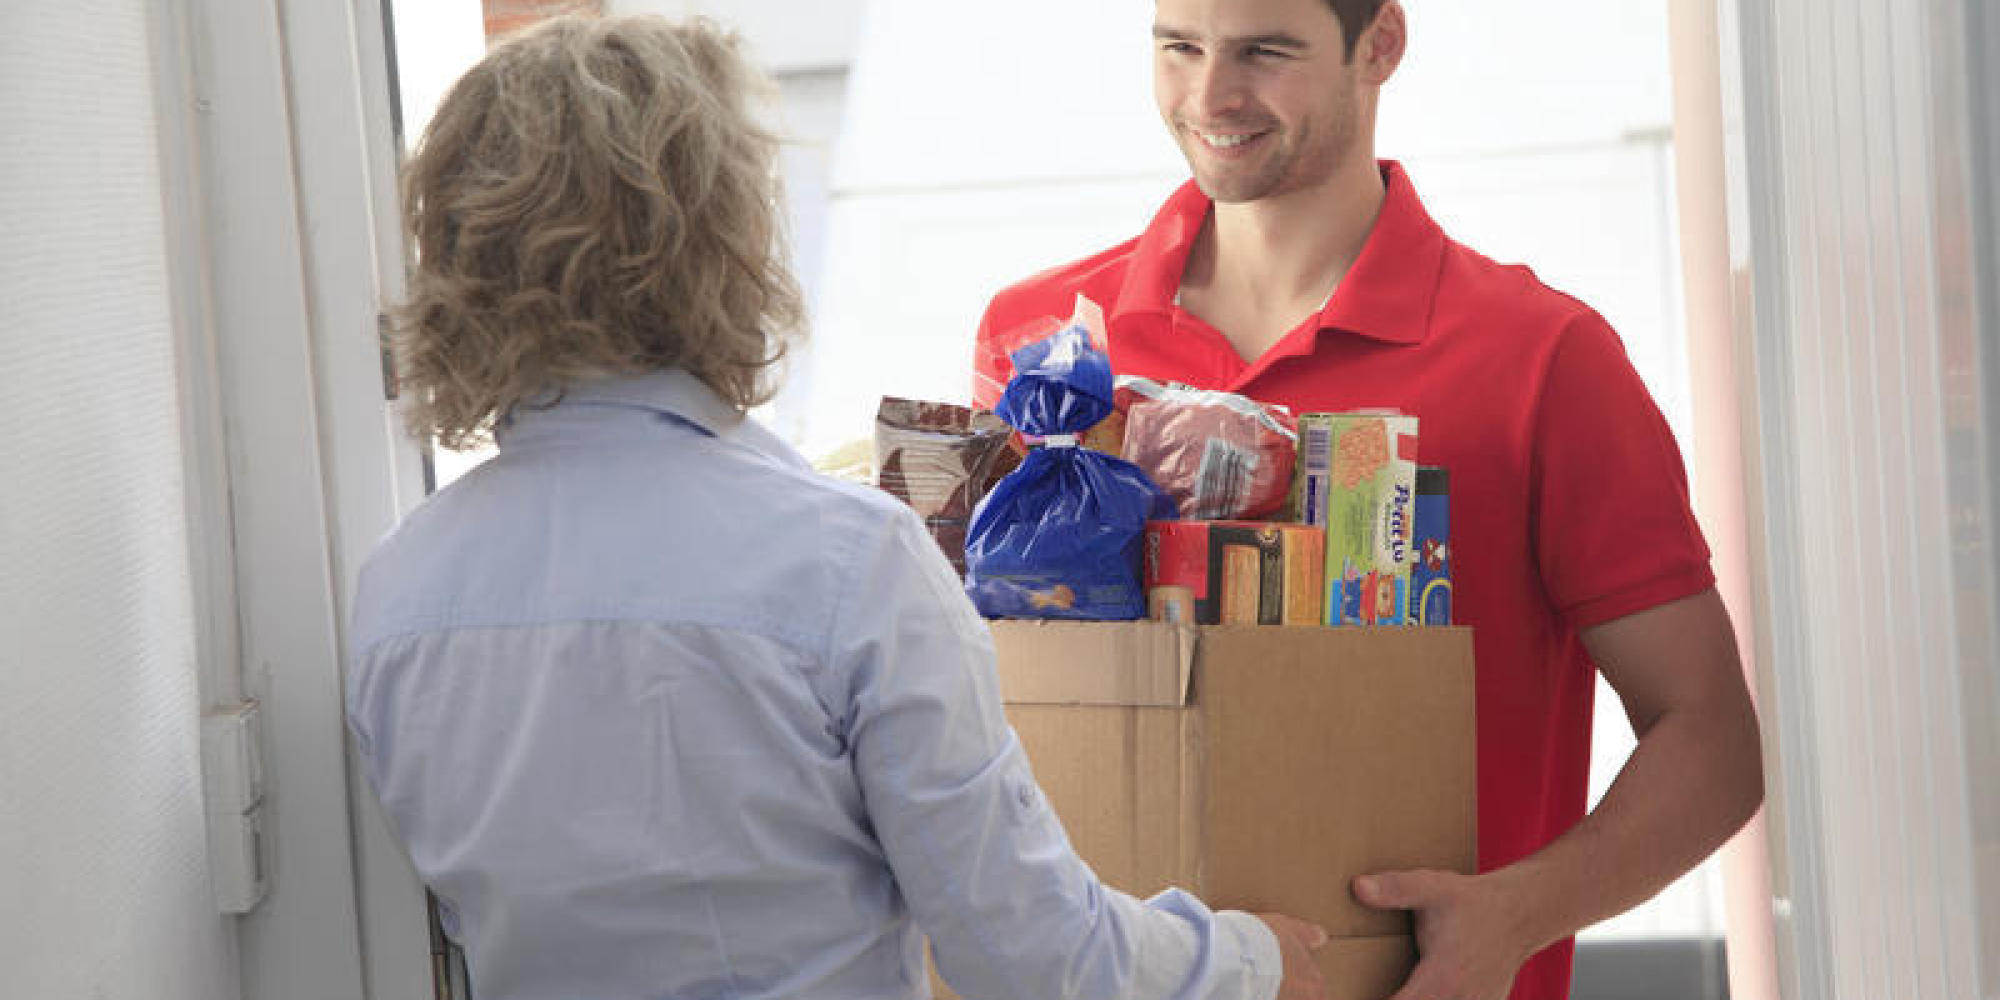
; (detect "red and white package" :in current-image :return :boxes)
[1119,379,1297,521]
[971,294,1110,411]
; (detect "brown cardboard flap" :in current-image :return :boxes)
[987,619,1196,707]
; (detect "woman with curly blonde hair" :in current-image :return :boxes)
[348,14,1323,1000]
[391,12,802,449]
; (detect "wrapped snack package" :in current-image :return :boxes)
[1120,379,1298,520]
[873,397,1021,576]
[965,298,1176,619]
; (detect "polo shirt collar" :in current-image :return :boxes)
[1112,160,1446,347]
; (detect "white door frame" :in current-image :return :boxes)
[163,0,434,996]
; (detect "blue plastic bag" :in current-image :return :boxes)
[964,311,1176,619]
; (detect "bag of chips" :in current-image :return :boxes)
[965,299,1176,619]
[873,397,1021,577]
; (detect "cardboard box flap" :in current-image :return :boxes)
[986,619,1195,707]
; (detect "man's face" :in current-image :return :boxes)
[1153,0,1368,204]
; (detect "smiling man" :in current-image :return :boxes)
[970,2,1766,999]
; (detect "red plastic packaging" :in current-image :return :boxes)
[1119,380,1297,521]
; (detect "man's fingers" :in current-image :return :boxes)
[1294,918,1329,950]
[1352,870,1434,909]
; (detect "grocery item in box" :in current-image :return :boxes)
[1144,520,1327,626]
[1121,379,1298,521]
[965,301,1176,619]
[1220,543,1265,625]
[873,397,1021,575]
[1296,413,1420,626]
[1412,465,1453,626]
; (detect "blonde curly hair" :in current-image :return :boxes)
[391,14,804,449]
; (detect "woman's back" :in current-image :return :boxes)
[349,372,943,998]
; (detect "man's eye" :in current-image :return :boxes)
[1160,41,1200,55]
[1248,46,1290,59]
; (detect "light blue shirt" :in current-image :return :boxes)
[346,370,1279,1000]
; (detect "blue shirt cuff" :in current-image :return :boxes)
[1217,910,1283,1000]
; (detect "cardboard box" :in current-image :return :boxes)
[931,621,1477,1000]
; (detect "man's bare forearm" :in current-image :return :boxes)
[1499,692,1763,953]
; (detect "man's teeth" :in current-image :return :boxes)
[1201,131,1257,148]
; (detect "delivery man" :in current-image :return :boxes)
[348,13,1329,1000]
[970,2,1765,998]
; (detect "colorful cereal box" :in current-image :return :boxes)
[1297,413,1420,626]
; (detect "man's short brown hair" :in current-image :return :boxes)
[1326,0,1386,57]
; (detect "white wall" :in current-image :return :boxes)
[388,0,488,148]
[802,1,1182,455]
[606,0,865,72]
[0,3,240,998]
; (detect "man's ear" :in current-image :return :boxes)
[1357,1,1407,85]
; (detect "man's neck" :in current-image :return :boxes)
[1179,158,1388,362]
[1201,158,1387,308]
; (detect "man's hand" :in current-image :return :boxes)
[1254,912,1330,1000]
[1351,869,1534,1000]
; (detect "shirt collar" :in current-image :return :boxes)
[1113,160,1446,346]
[495,368,802,470]
[549,368,745,435]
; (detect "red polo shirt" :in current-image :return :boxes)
[973,162,1714,1000]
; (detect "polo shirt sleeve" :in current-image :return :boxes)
[1530,311,1715,631]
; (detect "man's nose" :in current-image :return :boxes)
[1190,58,1247,119]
